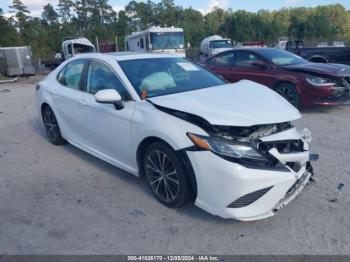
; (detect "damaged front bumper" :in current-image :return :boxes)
[307,80,350,106]
[186,127,317,221]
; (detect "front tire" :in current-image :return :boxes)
[275,83,300,108]
[42,106,66,145]
[143,142,192,208]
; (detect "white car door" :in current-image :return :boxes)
[76,59,136,170]
[54,59,87,143]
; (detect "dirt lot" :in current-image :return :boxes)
[0,76,349,255]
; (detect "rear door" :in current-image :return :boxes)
[54,59,87,143]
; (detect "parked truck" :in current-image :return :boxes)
[42,37,96,69]
[199,35,232,61]
[286,40,350,65]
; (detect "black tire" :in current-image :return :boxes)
[275,83,300,108]
[143,142,192,208]
[42,106,66,145]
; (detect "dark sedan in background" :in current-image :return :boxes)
[203,48,350,108]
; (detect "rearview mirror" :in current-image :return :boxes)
[95,89,123,110]
[251,62,268,70]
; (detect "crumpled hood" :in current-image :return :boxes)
[283,62,350,77]
[149,80,301,127]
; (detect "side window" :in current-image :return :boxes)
[57,68,66,85]
[68,44,73,55]
[146,36,149,50]
[86,61,129,100]
[57,60,85,90]
[140,38,144,49]
[235,51,263,67]
[208,52,235,67]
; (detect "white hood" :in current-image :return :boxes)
[149,80,301,127]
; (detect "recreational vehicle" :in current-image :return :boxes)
[125,26,186,57]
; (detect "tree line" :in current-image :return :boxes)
[1,0,350,60]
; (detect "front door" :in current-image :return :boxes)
[231,50,277,88]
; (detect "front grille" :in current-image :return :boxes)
[259,140,304,154]
[228,187,273,208]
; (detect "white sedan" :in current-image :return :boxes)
[36,53,316,221]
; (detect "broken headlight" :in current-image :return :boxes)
[187,133,270,164]
[299,128,312,144]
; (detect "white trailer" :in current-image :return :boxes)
[125,26,186,57]
[200,35,232,60]
[0,46,36,76]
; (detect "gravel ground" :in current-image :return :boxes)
[0,76,349,255]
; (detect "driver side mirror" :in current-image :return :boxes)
[95,89,124,110]
[251,61,268,70]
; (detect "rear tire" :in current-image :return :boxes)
[42,106,66,145]
[275,83,300,108]
[143,142,192,208]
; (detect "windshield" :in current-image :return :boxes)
[73,43,94,54]
[119,57,225,98]
[150,32,184,50]
[211,40,232,49]
[259,49,307,66]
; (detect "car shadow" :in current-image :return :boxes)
[300,105,349,114]
[29,118,237,224]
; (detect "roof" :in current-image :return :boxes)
[62,37,94,47]
[74,52,181,61]
[125,26,184,40]
[211,47,278,52]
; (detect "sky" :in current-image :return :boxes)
[1,0,350,17]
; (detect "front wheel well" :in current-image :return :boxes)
[136,137,172,172]
[136,137,197,200]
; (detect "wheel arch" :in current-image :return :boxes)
[136,136,197,200]
[40,102,66,139]
[40,102,50,117]
[308,55,328,63]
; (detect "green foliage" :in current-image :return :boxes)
[1,0,350,58]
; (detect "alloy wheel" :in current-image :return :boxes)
[145,150,180,203]
[43,109,58,142]
[277,86,298,106]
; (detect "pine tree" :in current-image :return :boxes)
[57,0,74,22]
[42,4,59,25]
[8,0,30,33]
